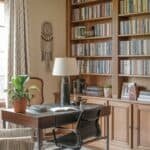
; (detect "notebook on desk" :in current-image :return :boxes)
[49,106,78,112]
[29,105,47,112]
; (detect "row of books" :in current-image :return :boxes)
[120,59,150,75]
[83,86,104,97]
[72,2,112,21]
[77,60,112,74]
[120,18,150,35]
[137,90,150,101]
[72,0,96,4]
[72,23,112,39]
[120,39,150,55]
[120,0,150,14]
[72,41,112,57]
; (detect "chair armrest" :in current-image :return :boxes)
[0,128,34,138]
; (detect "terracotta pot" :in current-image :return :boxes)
[13,99,27,113]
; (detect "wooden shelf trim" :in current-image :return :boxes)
[72,0,106,7]
[72,36,112,41]
[118,33,150,38]
[119,12,150,17]
[75,56,112,58]
[80,73,112,76]
[119,55,150,58]
[119,74,150,78]
[71,94,150,105]
[72,16,112,24]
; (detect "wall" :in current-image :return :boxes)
[27,0,66,103]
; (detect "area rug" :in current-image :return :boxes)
[34,141,92,150]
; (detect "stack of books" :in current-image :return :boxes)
[137,91,150,102]
[83,86,103,97]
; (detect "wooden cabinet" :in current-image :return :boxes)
[133,104,150,150]
[109,101,132,149]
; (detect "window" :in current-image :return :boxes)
[0,2,7,100]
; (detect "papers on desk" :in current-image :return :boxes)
[49,106,78,112]
[29,105,47,112]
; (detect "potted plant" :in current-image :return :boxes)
[7,75,38,113]
[104,84,112,98]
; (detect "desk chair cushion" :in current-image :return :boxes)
[55,132,79,148]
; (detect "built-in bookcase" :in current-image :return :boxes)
[118,0,150,98]
[67,0,150,100]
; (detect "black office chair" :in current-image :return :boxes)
[52,107,101,150]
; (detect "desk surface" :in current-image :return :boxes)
[1,104,110,128]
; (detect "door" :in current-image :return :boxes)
[109,101,132,149]
[133,104,150,150]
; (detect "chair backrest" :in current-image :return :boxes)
[24,77,44,105]
[76,107,101,141]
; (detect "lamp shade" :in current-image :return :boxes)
[52,57,79,76]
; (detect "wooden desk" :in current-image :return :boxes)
[1,104,110,150]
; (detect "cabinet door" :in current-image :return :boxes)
[133,104,150,150]
[109,101,132,149]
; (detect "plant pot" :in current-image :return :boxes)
[104,88,112,98]
[13,99,27,113]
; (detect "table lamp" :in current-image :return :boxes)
[52,57,79,106]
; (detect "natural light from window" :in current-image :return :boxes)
[0,2,7,100]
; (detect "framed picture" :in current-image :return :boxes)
[121,82,137,100]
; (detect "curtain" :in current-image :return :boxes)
[4,0,29,108]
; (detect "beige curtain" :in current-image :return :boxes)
[4,0,29,108]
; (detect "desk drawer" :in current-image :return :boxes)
[55,113,78,127]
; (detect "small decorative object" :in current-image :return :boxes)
[121,82,137,100]
[6,75,39,113]
[41,21,53,72]
[104,84,112,98]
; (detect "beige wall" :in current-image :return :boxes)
[28,0,66,103]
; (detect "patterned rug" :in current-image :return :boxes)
[34,141,91,150]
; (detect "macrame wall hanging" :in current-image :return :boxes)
[41,21,53,72]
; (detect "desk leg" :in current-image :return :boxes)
[106,115,109,150]
[37,128,42,150]
[2,120,6,128]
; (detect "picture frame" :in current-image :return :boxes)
[121,82,137,100]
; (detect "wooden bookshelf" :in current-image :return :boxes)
[72,16,112,24]
[67,0,150,149]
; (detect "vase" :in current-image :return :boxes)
[104,88,112,98]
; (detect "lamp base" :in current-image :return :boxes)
[60,76,70,106]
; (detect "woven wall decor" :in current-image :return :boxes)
[41,21,53,72]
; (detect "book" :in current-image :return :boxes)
[49,106,78,112]
[29,105,47,112]
[121,82,137,100]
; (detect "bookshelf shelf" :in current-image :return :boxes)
[80,73,112,76]
[72,16,112,24]
[119,74,150,78]
[119,55,150,58]
[118,33,150,38]
[119,12,150,17]
[72,36,112,41]
[76,56,112,59]
[72,0,104,7]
